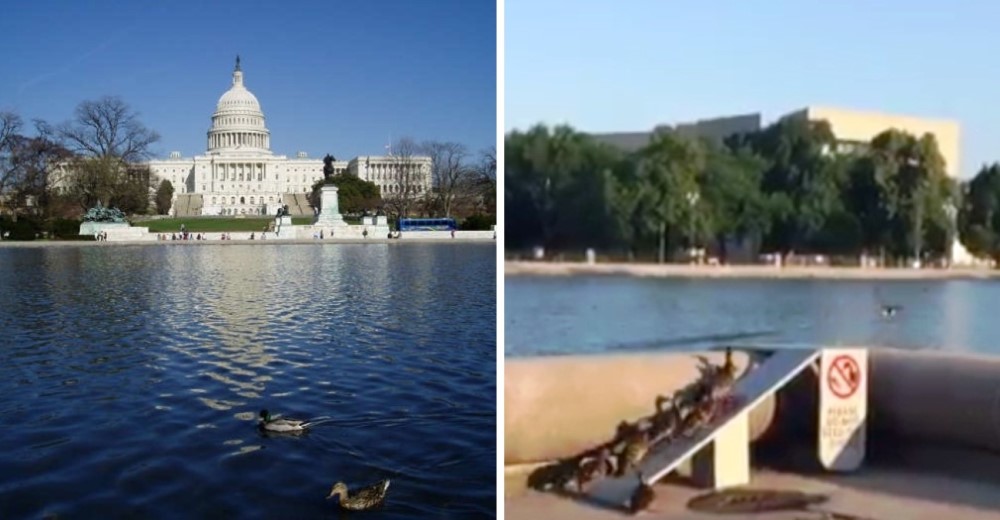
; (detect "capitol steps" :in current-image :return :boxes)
[281,193,313,216]
[172,194,204,217]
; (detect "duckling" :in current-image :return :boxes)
[628,473,656,515]
[616,431,649,477]
[575,448,612,492]
[709,347,738,398]
[258,409,332,433]
[648,397,679,445]
[679,392,716,438]
[326,479,390,511]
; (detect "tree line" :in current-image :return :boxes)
[308,140,496,225]
[506,118,1000,265]
[1,96,497,232]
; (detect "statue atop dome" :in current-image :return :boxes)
[235,55,241,72]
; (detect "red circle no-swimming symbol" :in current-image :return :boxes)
[827,355,861,399]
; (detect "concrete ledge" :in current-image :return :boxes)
[506,261,1000,279]
[507,466,1000,519]
[506,347,1000,515]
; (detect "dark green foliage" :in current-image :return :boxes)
[48,218,82,239]
[506,121,963,264]
[8,218,41,240]
[958,164,1000,262]
[460,214,495,231]
[311,173,382,216]
[155,179,174,215]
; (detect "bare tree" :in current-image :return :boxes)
[57,97,160,214]
[0,113,69,219]
[58,96,159,163]
[422,140,474,218]
[0,111,24,215]
[461,145,496,216]
[382,137,427,219]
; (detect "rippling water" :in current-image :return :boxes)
[506,274,1000,357]
[0,243,496,519]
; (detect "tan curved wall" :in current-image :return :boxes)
[506,348,1000,466]
[504,350,776,464]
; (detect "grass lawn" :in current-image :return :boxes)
[142,217,314,232]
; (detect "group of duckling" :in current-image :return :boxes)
[536,348,742,514]
[257,409,391,511]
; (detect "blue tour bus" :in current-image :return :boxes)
[397,218,457,231]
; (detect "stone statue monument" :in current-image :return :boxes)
[79,203,130,236]
[82,204,127,223]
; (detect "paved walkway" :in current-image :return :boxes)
[506,467,1000,519]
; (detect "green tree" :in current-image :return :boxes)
[635,133,704,263]
[867,130,953,262]
[730,118,840,257]
[310,173,382,216]
[699,144,770,262]
[155,179,174,215]
[958,164,1000,263]
[505,125,618,251]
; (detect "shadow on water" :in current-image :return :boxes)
[0,243,496,519]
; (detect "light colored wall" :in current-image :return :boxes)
[505,350,773,465]
[794,106,962,178]
[347,155,433,197]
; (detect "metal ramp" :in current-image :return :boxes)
[585,347,823,509]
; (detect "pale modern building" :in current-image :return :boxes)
[783,106,971,265]
[782,106,961,178]
[590,113,762,152]
[148,58,431,217]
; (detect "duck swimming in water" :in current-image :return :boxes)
[326,479,391,510]
[258,409,332,433]
[881,305,902,318]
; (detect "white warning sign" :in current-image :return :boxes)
[818,348,867,471]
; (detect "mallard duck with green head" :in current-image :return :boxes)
[258,409,332,433]
[326,479,390,511]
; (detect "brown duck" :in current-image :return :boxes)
[575,448,612,492]
[326,479,390,511]
[679,390,717,438]
[616,431,649,477]
[628,473,656,515]
[648,396,680,444]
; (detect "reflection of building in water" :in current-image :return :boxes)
[148,57,431,217]
[180,247,280,404]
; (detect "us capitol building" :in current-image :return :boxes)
[149,57,431,217]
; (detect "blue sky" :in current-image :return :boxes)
[0,0,496,161]
[505,0,1000,178]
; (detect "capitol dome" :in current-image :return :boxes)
[207,56,271,154]
[216,81,261,112]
